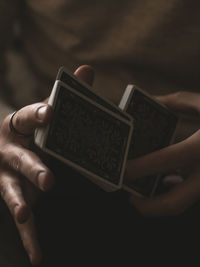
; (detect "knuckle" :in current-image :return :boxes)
[173,91,184,98]
[14,113,21,129]
[10,152,23,172]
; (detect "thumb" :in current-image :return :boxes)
[74,65,95,87]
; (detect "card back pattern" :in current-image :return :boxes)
[45,85,131,185]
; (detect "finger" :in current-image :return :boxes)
[6,103,52,136]
[0,171,31,224]
[2,144,54,191]
[74,65,95,86]
[156,91,200,117]
[16,212,42,266]
[126,130,200,180]
[130,168,200,216]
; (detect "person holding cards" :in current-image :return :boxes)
[0,0,200,266]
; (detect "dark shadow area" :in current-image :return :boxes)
[33,156,200,266]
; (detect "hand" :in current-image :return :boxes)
[126,91,200,217]
[0,65,94,265]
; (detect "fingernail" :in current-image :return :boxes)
[36,106,47,121]
[38,171,54,191]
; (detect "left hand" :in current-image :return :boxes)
[126,91,200,217]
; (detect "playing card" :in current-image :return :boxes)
[119,85,179,196]
[57,67,132,122]
[35,81,133,192]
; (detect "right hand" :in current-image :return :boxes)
[0,65,94,265]
[0,102,54,265]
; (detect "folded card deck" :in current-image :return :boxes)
[35,69,133,192]
[119,85,179,197]
[35,66,179,196]
[57,67,131,122]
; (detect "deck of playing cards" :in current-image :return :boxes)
[34,67,179,196]
[119,85,179,196]
[34,67,133,192]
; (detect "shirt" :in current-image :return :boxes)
[0,1,200,266]
[1,0,200,108]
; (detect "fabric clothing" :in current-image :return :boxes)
[1,0,200,107]
[0,1,200,266]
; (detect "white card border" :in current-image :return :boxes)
[35,80,133,192]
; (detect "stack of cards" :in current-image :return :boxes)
[34,67,179,196]
[119,85,179,196]
[35,67,133,192]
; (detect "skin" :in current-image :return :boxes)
[0,65,94,265]
[126,92,200,217]
[1,65,200,264]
